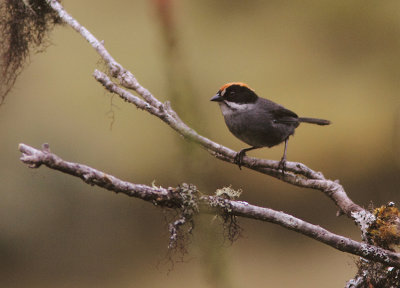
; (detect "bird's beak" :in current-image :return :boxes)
[210,93,222,102]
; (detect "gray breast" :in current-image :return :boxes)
[223,105,297,147]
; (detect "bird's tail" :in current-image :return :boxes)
[298,117,331,125]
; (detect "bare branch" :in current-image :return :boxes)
[93,68,363,220]
[44,0,367,224]
[19,143,171,203]
[46,0,161,108]
[18,143,400,268]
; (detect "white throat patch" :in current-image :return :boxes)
[219,100,254,115]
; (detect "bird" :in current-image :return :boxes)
[210,82,331,172]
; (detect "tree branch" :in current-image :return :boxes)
[45,0,364,220]
[11,1,397,285]
[43,0,373,232]
[18,143,400,268]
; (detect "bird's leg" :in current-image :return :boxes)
[234,147,258,170]
[278,138,289,175]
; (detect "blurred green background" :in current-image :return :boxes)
[1,0,400,287]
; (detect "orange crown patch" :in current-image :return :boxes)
[219,82,253,92]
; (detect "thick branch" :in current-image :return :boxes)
[18,143,400,268]
[227,201,400,267]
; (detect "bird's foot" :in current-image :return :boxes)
[234,149,247,170]
[278,156,286,176]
